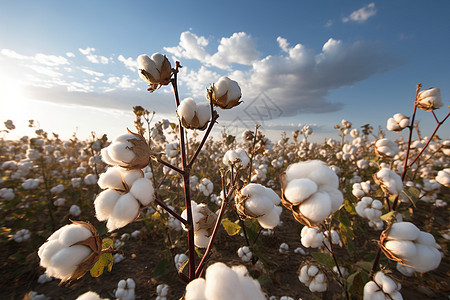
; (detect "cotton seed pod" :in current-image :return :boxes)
[387,113,410,132]
[181,201,217,248]
[435,168,450,187]
[298,263,328,293]
[416,87,443,111]
[235,183,281,229]
[363,271,403,300]
[101,131,150,169]
[177,98,212,130]
[222,148,250,169]
[280,160,343,226]
[38,221,102,284]
[373,167,403,196]
[207,76,242,109]
[138,53,172,92]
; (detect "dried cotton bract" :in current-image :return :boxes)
[101,132,150,169]
[235,183,282,229]
[381,221,442,273]
[207,76,242,109]
[177,98,211,130]
[416,87,443,111]
[363,271,403,300]
[387,113,410,132]
[184,262,265,300]
[281,160,344,226]
[137,53,172,92]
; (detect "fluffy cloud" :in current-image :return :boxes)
[1,49,69,66]
[165,31,260,70]
[343,3,377,23]
[78,47,109,64]
[118,55,137,71]
[81,68,104,77]
[172,32,401,119]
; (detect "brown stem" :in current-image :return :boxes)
[154,198,187,226]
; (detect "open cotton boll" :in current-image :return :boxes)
[76,291,106,300]
[318,185,344,212]
[385,240,417,260]
[299,192,332,224]
[107,194,140,231]
[108,141,135,163]
[204,262,244,299]
[137,55,156,78]
[244,194,274,216]
[129,178,154,205]
[231,266,266,299]
[306,164,339,189]
[284,179,318,204]
[285,160,320,182]
[415,231,437,247]
[194,229,211,248]
[301,226,323,248]
[94,189,121,221]
[388,222,421,241]
[115,278,136,300]
[185,278,207,300]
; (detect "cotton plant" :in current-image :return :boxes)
[387,113,410,132]
[355,197,384,230]
[13,229,31,242]
[184,262,265,300]
[237,246,253,262]
[352,181,372,198]
[280,160,344,226]
[198,178,214,196]
[373,167,403,196]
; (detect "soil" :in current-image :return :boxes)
[0,201,448,300]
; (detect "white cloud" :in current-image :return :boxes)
[179,66,221,98]
[324,20,333,28]
[165,31,260,70]
[343,3,377,23]
[277,37,290,52]
[66,52,75,58]
[81,68,104,77]
[1,49,28,60]
[118,55,137,71]
[1,49,69,66]
[78,47,109,64]
[29,65,63,78]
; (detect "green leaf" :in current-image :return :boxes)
[400,186,420,206]
[221,218,242,236]
[152,258,172,279]
[344,199,357,215]
[102,238,113,249]
[347,271,365,299]
[257,276,272,286]
[380,211,396,221]
[311,252,334,269]
[90,253,113,277]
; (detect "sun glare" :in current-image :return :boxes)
[0,72,31,129]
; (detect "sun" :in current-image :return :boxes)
[0,70,31,127]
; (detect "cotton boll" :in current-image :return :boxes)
[121,169,143,187]
[388,222,421,241]
[108,142,135,163]
[98,167,123,190]
[48,245,92,280]
[177,98,197,123]
[415,231,437,247]
[318,184,344,212]
[307,164,339,189]
[129,178,154,205]
[94,189,121,221]
[384,240,417,260]
[69,205,81,217]
[107,194,139,231]
[299,192,332,224]
[76,291,105,300]
[244,194,274,216]
[284,178,318,204]
[204,262,244,299]
[185,278,207,300]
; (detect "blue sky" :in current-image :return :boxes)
[0,1,448,142]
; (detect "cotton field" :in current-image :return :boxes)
[0,54,449,300]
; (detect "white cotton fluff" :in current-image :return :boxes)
[108,194,140,231]
[165,142,178,158]
[396,262,415,277]
[387,113,410,132]
[240,183,282,229]
[37,273,53,284]
[76,291,106,300]
[435,168,450,187]
[364,271,403,300]
[156,284,169,300]
[375,168,403,195]
[84,174,97,185]
[355,197,383,221]
[101,134,139,167]
[279,242,289,254]
[352,181,371,198]
[98,167,124,190]
[0,188,14,200]
[223,148,250,169]
[284,160,343,224]
[181,201,217,248]
[71,178,82,188]
[129,178,155,205]
[301,226,323,248]
[38,224,93,281]
[22,178,40,190]
[184,262,265,300]
[417,87,443,111]
[115,278,136,300]
[284,179,318,204]
[375,138,399,157]
[50,184,64,194]
[298,264,327,293]
[237,246,253,262]
[384,222,442,273]
[95,189,121,221]
[177,98,211,129]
